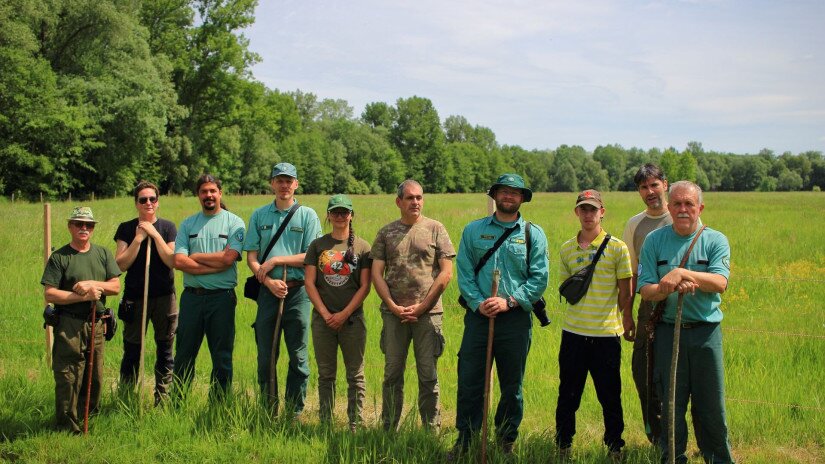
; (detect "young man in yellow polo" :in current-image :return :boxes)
[555,190,633,462]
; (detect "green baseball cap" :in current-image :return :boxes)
[327,194,354,212]
[488,173,533,202]
[270,162,298,179]
[68,206,98,223]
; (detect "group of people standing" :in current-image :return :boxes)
[41,162,734,463]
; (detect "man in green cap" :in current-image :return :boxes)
[451,174,548,457]
[173,174,246,400]
[41,206,121,433]
[244,162,321,415]
[372,179,455,431]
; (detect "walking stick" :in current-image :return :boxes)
[481,269,500,464]
[138,240,151,403]
[667,294,686,464]
[268,266,288,412]
[44,203,53,367]
[84,300,98,435]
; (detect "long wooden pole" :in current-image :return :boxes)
[667,294,686,463]
[268,266,288,412]
[481,269,500,464]
[44,203,53,367]
[83,301,97,435]
[138,240,152,403]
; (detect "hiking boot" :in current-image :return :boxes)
[445,443,468,462]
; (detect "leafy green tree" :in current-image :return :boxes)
[593,144,627,190]
[659,148,681,181]
[361,102,396,129]
[776,169,803,191]
[723,156,769,191]
[677,150,698,183]
[390,96,445,188]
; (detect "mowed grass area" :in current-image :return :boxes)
[0,192,823,463]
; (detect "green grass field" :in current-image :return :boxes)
[1,192,823,463]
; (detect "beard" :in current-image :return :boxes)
[495,199,520,215]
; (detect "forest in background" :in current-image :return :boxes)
[2,0,824,200]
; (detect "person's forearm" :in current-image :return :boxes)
[175,254,221,275]
[640,283,668,301]
[100,278,121,296]
[682,269,728,293]
[45,287,87,305]
[417,271,452,315]
[152,238,176,269]
[264,253,306,269]
[115,240,141,272]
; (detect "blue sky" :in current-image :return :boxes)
[244,0,825,154]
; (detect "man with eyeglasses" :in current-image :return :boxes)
[173,174,246,401]
[371,179,455,432]
[114,181,178,404]
[243,163,321,416]
[41,207,121,433]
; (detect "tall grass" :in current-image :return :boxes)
[1,192,823,463]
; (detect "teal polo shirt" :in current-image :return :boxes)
[637,225,731,323]
[456,214,549,312]
[243,199,322,282]
[175,209,246,289]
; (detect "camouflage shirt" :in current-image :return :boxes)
[371,216,456,314]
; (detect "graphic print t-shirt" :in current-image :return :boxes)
[304,234,371,314]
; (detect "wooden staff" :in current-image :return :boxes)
[667,294,686,463]
[481,269,500,464]
[83,301,97,435]
[44,203,53,367]
[268,266,288,411]
[138,239,152,403]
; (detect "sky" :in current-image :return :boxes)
[244,0,825,155]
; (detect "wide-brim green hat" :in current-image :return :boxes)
[488,173,532,202]
[327,193,354,211]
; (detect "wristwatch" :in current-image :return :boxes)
[507,297,518,309]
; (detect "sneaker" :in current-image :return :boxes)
[501,441,515,455]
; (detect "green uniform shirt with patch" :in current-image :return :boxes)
[41,243,121,316]
[304,234,371,315]
[175,209,246,289]
[243,200,321,282]
[371,217,456,314]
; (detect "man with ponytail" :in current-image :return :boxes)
[304,194,372,430]
[244,163,321,416]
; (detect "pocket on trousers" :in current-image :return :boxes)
[433,327,446,358]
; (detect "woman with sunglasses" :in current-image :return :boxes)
[113,181,178,404]
[304,194,372,431]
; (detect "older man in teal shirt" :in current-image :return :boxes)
[244,162,321,415]
[451,174,549,458]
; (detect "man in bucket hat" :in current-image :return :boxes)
[244,162,321,415]
[41,207,121,433]
[450,174,548,458]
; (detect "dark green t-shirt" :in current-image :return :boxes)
[304,234,371,314]
[41,243,121,316]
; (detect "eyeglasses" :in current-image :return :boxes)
[329,210,351,218]
[138,196,158,204]
[69,221,95,230]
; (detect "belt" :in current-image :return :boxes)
[665,321,712,329]
[61,310,105,322]
[184,287,230,296]
[286,280,305,289]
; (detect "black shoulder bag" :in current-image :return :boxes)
[243,201,301,301]
[558,233,612,305]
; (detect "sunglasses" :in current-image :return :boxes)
[329,210,351,218]
[138,196,158,204]
[70,221,95,229]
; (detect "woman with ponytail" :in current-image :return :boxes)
[304,194,372,430]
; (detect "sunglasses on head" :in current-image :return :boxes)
[138,196,158,204]
[70,221,95,229]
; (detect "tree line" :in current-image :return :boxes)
[2,0,824,200]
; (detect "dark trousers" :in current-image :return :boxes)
[254,286,311,415]
[119,293,177,402]
[455,308,532,446]
[555,331,625,452]
[654,322,734,464]
[173,289,236,400]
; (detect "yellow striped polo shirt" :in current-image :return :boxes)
[559,229,633,337]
